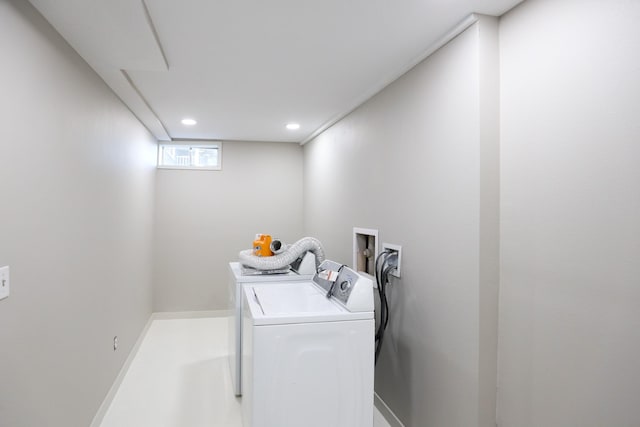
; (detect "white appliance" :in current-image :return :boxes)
[241,261,375,427]
[228,255,316,396]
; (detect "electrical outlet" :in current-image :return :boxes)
[113,336,119,351]
[382,244,402,278]
[0,266,10,300]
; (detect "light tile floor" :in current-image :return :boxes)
[100,317,391,427]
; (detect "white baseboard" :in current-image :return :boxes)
[89,314,154,427]
[375,392,406,427]
[151,309,232,319]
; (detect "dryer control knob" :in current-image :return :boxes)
[339,280,351,292]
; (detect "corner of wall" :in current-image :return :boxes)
[476,13,501,427]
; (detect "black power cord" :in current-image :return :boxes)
[374,250,397,365]
[326,264,347,298]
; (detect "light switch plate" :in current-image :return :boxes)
[0,266,10,300]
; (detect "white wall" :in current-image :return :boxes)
[497,0,640,425]
[153,141,303,311]
[0,1,157,426]
[303,18,499,427]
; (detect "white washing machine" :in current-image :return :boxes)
[228,255,316,396]
[241,261,375,427]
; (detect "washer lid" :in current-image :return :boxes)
[244,282,373,325]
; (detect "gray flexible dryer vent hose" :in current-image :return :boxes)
[238,237,325,271]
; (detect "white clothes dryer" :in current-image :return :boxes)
[241,261,375,427]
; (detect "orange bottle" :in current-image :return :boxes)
[253,234,273,257]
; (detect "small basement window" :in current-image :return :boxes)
[157,142,222,170]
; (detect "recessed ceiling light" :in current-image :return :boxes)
[181,118,197,126]
[286,123,300,130]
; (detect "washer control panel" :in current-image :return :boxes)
[332,268,359,305]
[313,260,373,312]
